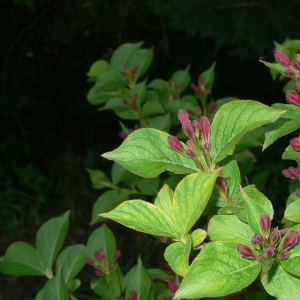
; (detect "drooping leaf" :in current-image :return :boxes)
[90,189,132,225]
[164,235,191,276]
[36,211,70,277]
[55,244,86,283]
[240,185,274,235]
[172,171,219,235]
[0,241,45,276]
[262,264,300,300]
[208,215,252,245]
[124,257,152,300]
[101,200,179,238]
[102,128,199,177]
[210,100,284,163]
[174,241,261,299]
[263,104,300,149]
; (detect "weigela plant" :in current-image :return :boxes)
[2,42,300,299]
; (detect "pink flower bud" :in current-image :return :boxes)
[186,149,196,159]
[274,50,291,67]
[168,135,185,153]
[264,244,275,257]
[254,233,264,244]
[123,62,129,70]
[209,102,217,114]
[282,166,300,179]
[115,297,122,300]
[186,140,194,149]
[237,244,255,258]
[176,82,184,89]
[216,176,227,192]
[130,290,137,300]
[178,109,190,124]
[296,81,300,90]
[286,90,300,105]
[293,59,300,70]
[260,214,271,237]
[131,66,138,74]
[187,109,197,116]
[168,79,174,88]
[281,250,289,259]
[168,280,179,294]
[251,237,260,247]
[198,75,205,85]
[120,70,127,77]
[86,258,95,265]
[182,122,195,140]
[296,189,300,197]
[286,69,296,77]
[283,230,299,249]
[199,116,210,143]
[290,137,300,151]
[95,249,106,262]
[95,269,104,276]
[270,229,280,244]
[113,250,121,262]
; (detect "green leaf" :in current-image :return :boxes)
[171,66,190,92]
[132,80,147,107]
[87,60,110,79]
[280,224,300,276]
[43,273,69,300]
[35,288,44,300]
[283,145,300,165]
[90,189,132,225]
[91,269,121,300]
[147,268,171,281]
[101,200,179,238]
[0,241,45,276]
[172,171,219,235]
[191,228,207,247]
[164,235,191,276]
[136,177,159,195]
[55,244,86,283]
[261,257,275,277]
[128,48,154,79]
[86,225,116,266]
[234,149,256,176]
[208,215,253,245]
[141,100,165,118]
[240,185,273,235]
[262,264,300,300]
[235,127,264,153]
[264,103,300,149]
[165,100,199,121]
[36,211,70,277]
[154,184,174,220]
[148,79,170,106]
[148,114,171,131]
[94,69,127,90]
[174,241,261,299]
[66,278,80,293]
[87,84,119,105]
[102,128,199,177]
[124,257,152,300]
[210,100,284,163]
[284,199,300,222]
[110,42,143,70]
[259,60,288,77]
[111,162,139,185]
[86,168,113,189]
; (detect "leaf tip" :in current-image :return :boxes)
[101,152,112,159]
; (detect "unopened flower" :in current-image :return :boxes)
[282,166,300,179]
[270,229,280,244]
[286,90,300,106]
[95,269,104,276]
[283,230,299,249]
[281,250,290,259]
[178,109,190,124]
[113,250,121,262]
[199,116,210,143]
[254,233,264,244]
[130,290,137,300]
[264,244,275,258]
[237,244,255,258]
[274,50,291,67]
[168,280,179,294]
[290,137,300,151]
[296,81,300,90]
[86,258,95,266]
[182,122,195,140]
[260,214,271,237]
[216,176,227,192]
[286,69,296,77]
[95,249,106,262]
[296,189,300,197]
[209,102,217,114]
[168,135,185,153]
[186,149,196,159]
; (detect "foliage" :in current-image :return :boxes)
[3,41,300,299]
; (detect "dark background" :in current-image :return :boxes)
[1,0,300,298]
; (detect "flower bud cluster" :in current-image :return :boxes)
[190,75,212,96]
[85,248,121,277]
[168,79,185,101]
[274,50,300,106]
[120,63,139,88]
[237,214,299,262]
[167,109,212,172]
[123,93,139,112]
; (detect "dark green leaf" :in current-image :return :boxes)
[86,168,113,189]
